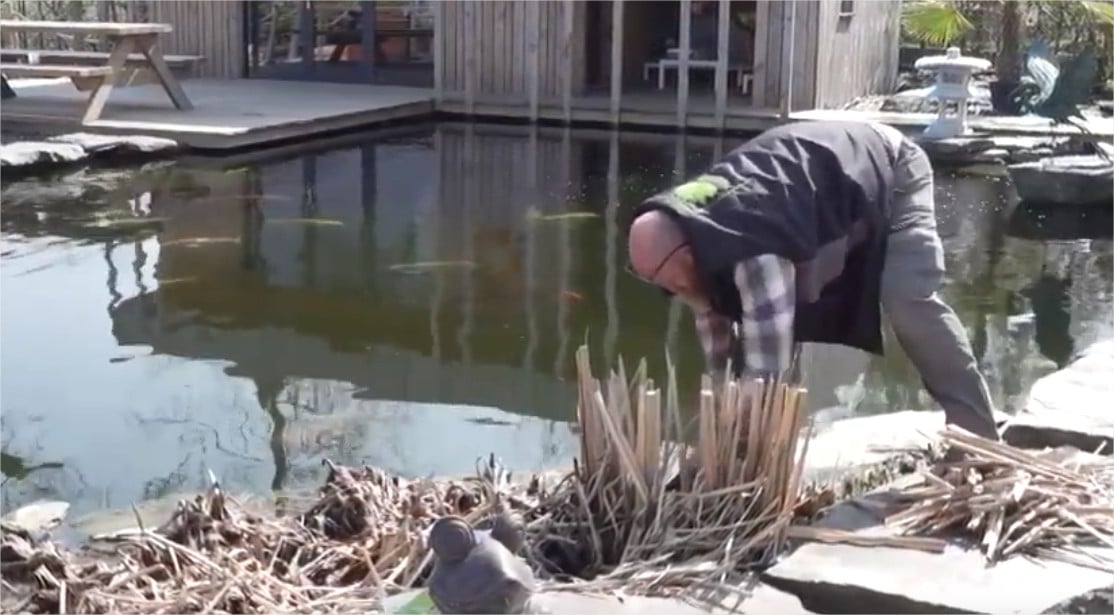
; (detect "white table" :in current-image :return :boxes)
[644,58,753,94]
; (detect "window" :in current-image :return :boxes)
[838,0,855,17]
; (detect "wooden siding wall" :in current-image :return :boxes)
[812,0,901,109]
[438,0,586,103]
[149,1,244,78]
[753,0,819,110]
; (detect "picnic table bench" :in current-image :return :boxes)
[0,20,196,123]
[0,48,203,71]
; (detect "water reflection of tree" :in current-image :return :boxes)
[140,455,194,502]
[266,377,377,491]
[254,377,288,492]
[0,420,85,514]
[241,170,267,273]
[1025,260,1075,368]
[125,379,267,507]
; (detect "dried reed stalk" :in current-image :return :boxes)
[1,460,511,614]
[530,346,810,597]
[883,426,1114,571]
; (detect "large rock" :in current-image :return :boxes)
[1002,340,1114,455]
[1,500,69,535]
[763,484,1114,614]
[1007,155,1114,206]
[46,132,179,157]
[0,141,87,169]
[1,133,179,178]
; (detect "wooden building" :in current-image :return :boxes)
[79,0,901,131]
[434,0,902,129]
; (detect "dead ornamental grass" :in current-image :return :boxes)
[884,427,1114,571]
[1,463,497,613]
[523,346,811,598]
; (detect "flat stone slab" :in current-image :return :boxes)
[47,132,178,156]
[763,486,1114,614]
[382,581,815,614]
[1,500,69,535]
[0,140,86,168]
[0,132,179,177]
[1002,339,1114,455]
[803,411,939,484]
[915,135,1077,166]
[803,409,1010,484]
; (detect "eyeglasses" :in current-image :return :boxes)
[624,242,689,290]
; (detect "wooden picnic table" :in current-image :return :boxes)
[0,19,194,123]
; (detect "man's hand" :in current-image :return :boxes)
[694,309,736,376]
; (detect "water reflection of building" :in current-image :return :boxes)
[9,126,1112,520]
[105,124,1112,435]
[109,124,892,419]
[114,126,563,419]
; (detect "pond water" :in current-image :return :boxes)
[2,122,1111,522]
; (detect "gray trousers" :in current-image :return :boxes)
[877,126,1000,440]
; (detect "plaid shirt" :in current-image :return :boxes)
[693,253,798,379]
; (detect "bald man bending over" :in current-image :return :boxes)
[626,120,999,440]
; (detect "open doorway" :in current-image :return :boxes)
[584,1,757,107]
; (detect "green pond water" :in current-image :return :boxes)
[2,123,1111,524]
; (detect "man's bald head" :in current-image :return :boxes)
[627,210,686,279]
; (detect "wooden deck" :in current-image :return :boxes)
[2,74,1108,150]
[438,89,783,132]
[0,78,435,149]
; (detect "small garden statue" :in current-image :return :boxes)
[914,46,992,139]
[427,512,537,614]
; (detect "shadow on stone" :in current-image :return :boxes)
[1006,200,1114,242]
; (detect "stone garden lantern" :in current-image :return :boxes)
[915,47,991,139]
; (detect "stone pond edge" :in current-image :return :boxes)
[0,133,181,179]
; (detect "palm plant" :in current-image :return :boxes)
[902,0,1113,111]
[902,0,977,48]
[904,0,1114,76]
